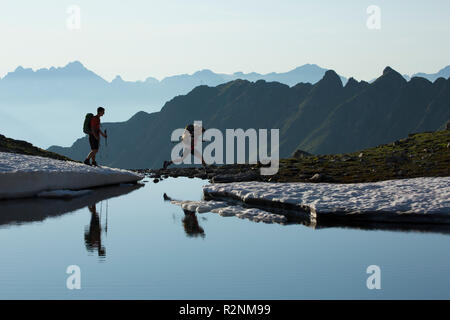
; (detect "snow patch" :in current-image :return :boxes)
[203,177,450,216]
[171,199,287,224]
[0,152,143,199]
[171,200,226,213]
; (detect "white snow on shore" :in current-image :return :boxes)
[203,177,450,215]
[0,152,143,199]
[171,199,287,224]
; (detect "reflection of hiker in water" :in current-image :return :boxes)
[163,123,206,169]
[182,209,205,238]
[85,204,106,257]
[163,193,205,238]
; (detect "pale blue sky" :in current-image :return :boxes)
[0,0,449,81]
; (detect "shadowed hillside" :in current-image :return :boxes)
[0,62,347,148]
[0,134,72,161]
[48,67,450,169]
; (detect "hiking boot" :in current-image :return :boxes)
[202,160,208,171]
[84,159,91,166]
[92,161,98,166]
[163,160,171,170]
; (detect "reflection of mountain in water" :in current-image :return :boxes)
[0,184,143,227]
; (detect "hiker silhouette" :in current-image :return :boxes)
[163,123,206,169]
[162,193,205,238]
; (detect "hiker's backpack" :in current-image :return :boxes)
[185,124,205,135]
[83,113,94,134]
[185,124,194,135]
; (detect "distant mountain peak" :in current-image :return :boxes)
[4,66,34,79]
[324,69,339,78]
[421,65,450,75]
[13,66,32,73]
[144,76,159,84]
[383,66,396,75]
[411,65,450,82]
[194,69,214,76]
[379,66,406,84]
[292,63,320,71]
[320,70,343,87]
[344,77,358,87]
[64,61,85,70]
[112,75,123,82]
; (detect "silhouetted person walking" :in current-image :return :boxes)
[163,123,206,169]
[84,107,107,166]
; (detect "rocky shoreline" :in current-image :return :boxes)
[137,130,450,184]
[138,164,264,183]
[139,163,337,183]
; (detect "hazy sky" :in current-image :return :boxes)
[0,0,449,82]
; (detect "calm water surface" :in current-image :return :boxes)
[0,177,449,299]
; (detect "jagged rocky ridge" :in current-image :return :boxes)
[49,67,450,169]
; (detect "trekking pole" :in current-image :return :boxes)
[99,201,103,230]
[105,128,108,162]
[105,200,108,235]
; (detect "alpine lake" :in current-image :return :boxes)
[0,177,449,299]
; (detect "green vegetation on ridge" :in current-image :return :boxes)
[144,130,450,184]
[272,130,450,183]
[0,134,73,161]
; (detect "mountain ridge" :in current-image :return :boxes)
[48,66,450,169]
[1,61,345,85]
[0,61,351,148]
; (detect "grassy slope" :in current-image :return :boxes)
[272,130,450,183]
[0,134,73,161]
